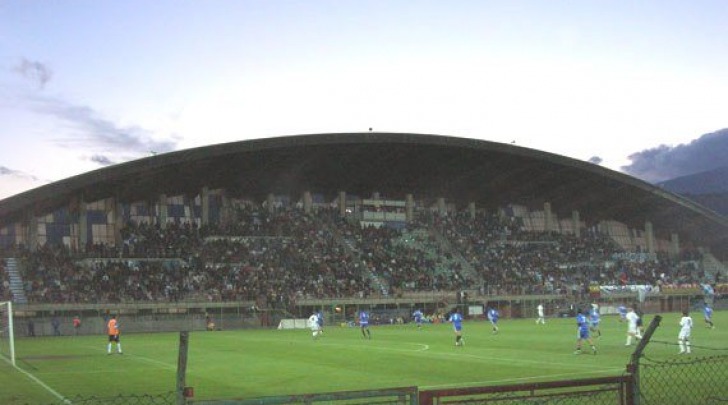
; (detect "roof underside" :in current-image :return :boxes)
[2,133,727,258]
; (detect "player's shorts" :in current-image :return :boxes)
[628,325,638,334]
[108,334,120,343]
[678,330,691,339]
[590,321,600,328]
[578,328,590,339]
[360,322,369,328]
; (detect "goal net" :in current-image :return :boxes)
[277,318,309,330]
[0,301,15,366]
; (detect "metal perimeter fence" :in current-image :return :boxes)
[631,317,728,405]
[44,392,176,405]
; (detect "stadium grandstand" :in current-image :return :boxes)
[0,132,727,333]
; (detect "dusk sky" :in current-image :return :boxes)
[1,1,727,200]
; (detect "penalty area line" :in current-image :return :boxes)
[1,355,71,404]
[85,344,177,371]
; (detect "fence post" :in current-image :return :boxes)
[177,331,189,405]
[628,314,661,405]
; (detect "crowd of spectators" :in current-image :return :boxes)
[1,259,11,301]
[0,201,718,305]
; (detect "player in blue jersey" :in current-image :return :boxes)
[589,305,602,338]
[316,311,324,334]
[575,309,597,355]
[617,305,627,322]
[412,309,424,329]
[449,308,464,347]
[703,303,715,329]
[487,307,499,334]
[359,310,371,339]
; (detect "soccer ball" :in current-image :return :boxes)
[335,307,342,313]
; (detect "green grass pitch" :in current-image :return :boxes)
[1,311,726,404]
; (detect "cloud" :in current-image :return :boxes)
[588,156,602,165]
[0,166,48,200]
[25,94,178,162]
[0,166,41,180]
[89,155,116,166]
[14,58,53,89]
[621,128,728,183]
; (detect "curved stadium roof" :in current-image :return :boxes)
[1,133,727,258]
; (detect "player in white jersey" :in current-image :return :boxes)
[625,307,642,346]
[308,313,322,339]
[678,310,693,354]
[536,303,545,324]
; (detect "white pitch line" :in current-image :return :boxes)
[85,344,177,371]
[1,355,71,404]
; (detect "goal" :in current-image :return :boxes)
[0,301,15,366]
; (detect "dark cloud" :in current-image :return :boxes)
[89,155,116,166]
[588,156,602,165]
[0,166,38,180]
[621,128,728,183]
[0,166,49,200]
[25,94,178,158]
[14,58,53,89]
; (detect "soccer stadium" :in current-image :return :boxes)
[0,133,727,405]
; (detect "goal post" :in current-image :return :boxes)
[0,301,15,366]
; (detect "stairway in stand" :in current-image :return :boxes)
[4,258,28,304]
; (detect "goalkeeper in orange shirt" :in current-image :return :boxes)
[107,315,123,355]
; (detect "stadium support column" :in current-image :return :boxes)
[544,202,553,232]
[267,193,275,214]
[201,187,210,226]
[437,197,446,216]
[159,194,168,229]
[645,221,655,254]
[339,191,346,218]
[468,202,476,220]
[406,194,414,223]
[670,232,680,259]
[303,191,312,215]
[113,197,124,250]
[572,210,581,238]
[26,211,38,252]
[78,195,88,253]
